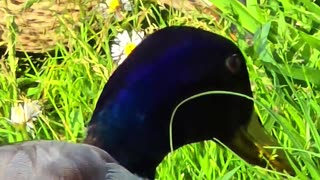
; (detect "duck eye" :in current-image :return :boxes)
[225,54,242,74]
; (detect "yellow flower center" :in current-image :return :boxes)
[108,0,120,13]
[124,42,136,56]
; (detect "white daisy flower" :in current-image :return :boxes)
[10,99,42,131]
[111,30,144,65]
[121,0,133,11]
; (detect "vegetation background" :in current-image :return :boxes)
[0,0,320,179]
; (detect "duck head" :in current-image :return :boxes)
[84,26,294,178]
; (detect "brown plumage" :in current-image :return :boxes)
[0,0,235,53]
[155,0,221,19]
[0,140,144,180]
[0,0,100,53]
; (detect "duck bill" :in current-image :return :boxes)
[226,111,295,175]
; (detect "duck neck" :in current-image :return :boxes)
[85,124,172,179]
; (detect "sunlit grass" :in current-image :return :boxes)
[0,0,320,179]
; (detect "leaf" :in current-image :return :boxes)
[264,62,320,86]
[211,0,262,33]
[299,31,320,51]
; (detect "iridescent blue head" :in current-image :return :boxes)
[84,26,294,178]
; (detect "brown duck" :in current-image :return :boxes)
[0,0,100,53]
[0,0,245,53]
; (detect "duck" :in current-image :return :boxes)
[0,0,245,53]
[84,26,295,178]
[0,140,145,179]
[0,0,100,53]
[0,26,294,179]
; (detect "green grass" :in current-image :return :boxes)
[0,0,320,179]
